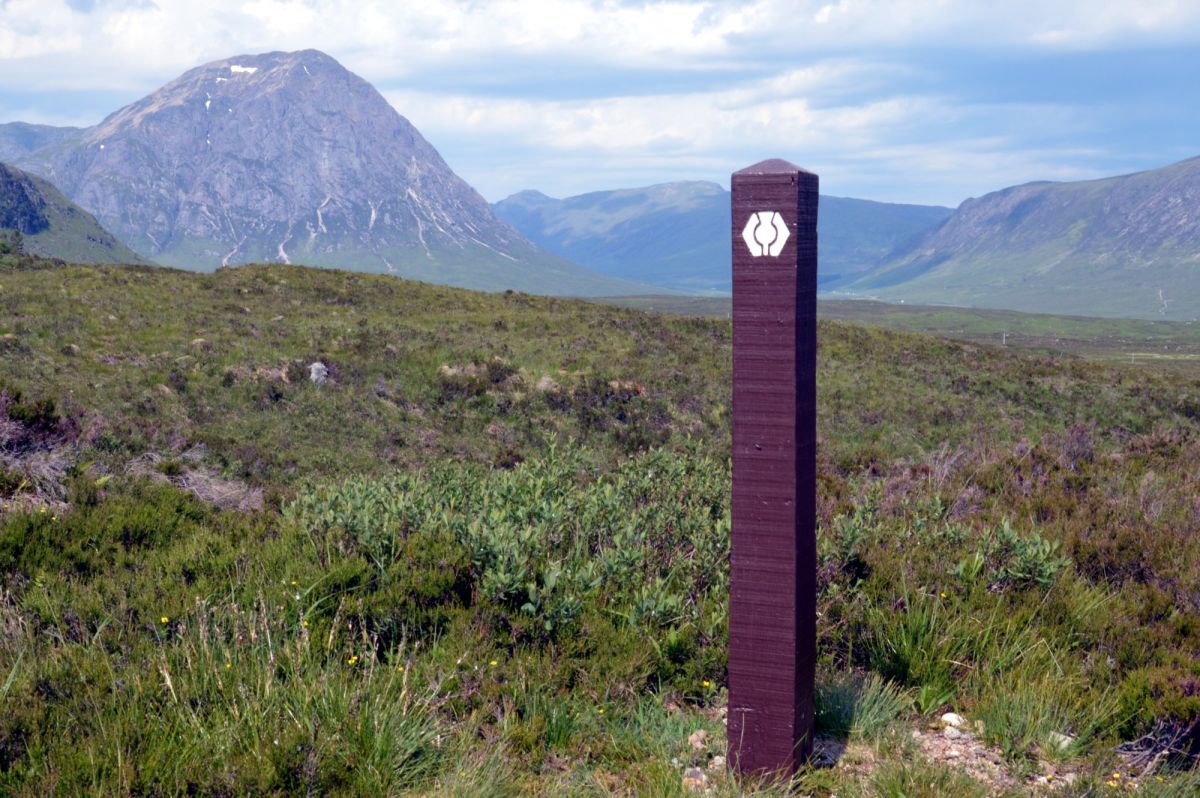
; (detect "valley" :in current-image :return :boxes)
[493,183,951,294]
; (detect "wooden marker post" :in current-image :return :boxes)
[728,159,818,776]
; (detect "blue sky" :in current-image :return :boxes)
[1,0,1198,207]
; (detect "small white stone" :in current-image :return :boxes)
[1048,731,1075,751]
[943,726,965,740]
[940,712,966,728]
[309,361,328,385]
[707,755,726,772]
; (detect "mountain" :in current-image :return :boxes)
[0,122,83,164]
[494,182,951,294]
[852,156,1200,320]
[0,161,146,264]
[8,50,645,296]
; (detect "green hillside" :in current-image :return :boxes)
[852,156,1200,320]
[0,162,147,265]
[494,183,951,294]
[1,257,1199,795]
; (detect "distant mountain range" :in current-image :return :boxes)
[494,182,952,294]
[4,48,1199,317]
[0,123,83,163]
[2,50,648,296]
[0,161,145,264]
[852,156,1200,320]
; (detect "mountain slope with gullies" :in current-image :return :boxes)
[494,181,952,294]
[0,161,146,264]
[9,50,646,295]
[852,156,1200,320]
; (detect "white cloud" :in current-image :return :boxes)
[0,1,1196,204]
[0,0,85,60]
[386,60,910,155]
[382,67,1113,206]
[5,1,1200,88]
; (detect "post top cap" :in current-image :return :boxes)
[733,158,815,176]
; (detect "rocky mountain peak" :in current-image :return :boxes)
[86,50,362,145]
[10,49,637,293]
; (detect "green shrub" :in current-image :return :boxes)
[1,384,59,434]
[989,519,1071,589]
[288,445,729,674]
[0,466,26,498]
[952,519,1070,591]
[0,479,210,577]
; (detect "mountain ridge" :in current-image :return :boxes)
[0,122,83,164]
[852,155,1200,319]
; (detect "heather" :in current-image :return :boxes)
[1,257,1199,794]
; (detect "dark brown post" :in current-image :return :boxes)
[728,158,818,776]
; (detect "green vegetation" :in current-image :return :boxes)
[602,295,1200,372]
[0,229,23,255]
[0,162,148,265]
[2,256,1199,794]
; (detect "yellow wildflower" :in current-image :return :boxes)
[489,659,498,667]
[160,616,169,624]
[702,680,712,688]
[347,655,359,665]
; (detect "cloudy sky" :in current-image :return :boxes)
[1,0,1198,206]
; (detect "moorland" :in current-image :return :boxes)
[1,252,1199,795]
